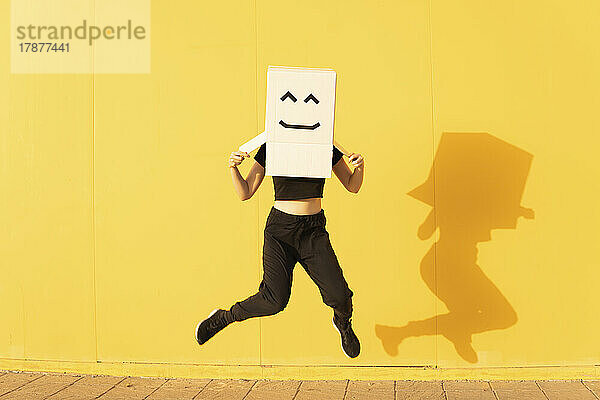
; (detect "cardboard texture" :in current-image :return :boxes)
[235,66,336,178]
[239,131,266,154]
[266,66,336,178]
[239,67,337,177]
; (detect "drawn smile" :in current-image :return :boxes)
[279,120,321,130]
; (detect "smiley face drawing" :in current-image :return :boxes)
[278,91,321,130]
[265,66,337,178]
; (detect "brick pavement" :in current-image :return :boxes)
[1,370,599,399]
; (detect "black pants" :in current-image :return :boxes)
[228,207,353,322]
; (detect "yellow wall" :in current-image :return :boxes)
[2,0,600,379]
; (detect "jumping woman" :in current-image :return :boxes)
[195,143,364,358]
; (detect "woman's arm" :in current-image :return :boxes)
[229,151,265,201]
[333,153,364,193]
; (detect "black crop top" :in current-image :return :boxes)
[254,143,343,200]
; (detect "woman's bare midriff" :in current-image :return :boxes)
[274,198,322,215]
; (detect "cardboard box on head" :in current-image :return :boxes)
[266,66,336,178]
[239,66,338,178]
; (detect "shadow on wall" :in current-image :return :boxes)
[376,132,534,363]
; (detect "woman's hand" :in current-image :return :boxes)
[229,150,265,201]
[229,151,250,168]
[333,151,365,193]
[348,153,364,169]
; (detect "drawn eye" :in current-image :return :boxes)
[280,91,297,102]
[304,94,319,104]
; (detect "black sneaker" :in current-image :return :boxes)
[333,315,360,358]
[195,309,230,345]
